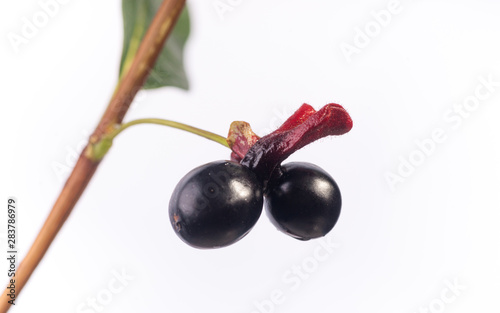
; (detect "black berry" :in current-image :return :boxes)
[169,161,263,249]
[265,162,342,240]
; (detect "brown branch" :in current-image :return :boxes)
[0,0,186,311]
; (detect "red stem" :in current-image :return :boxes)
[0,1,186,311]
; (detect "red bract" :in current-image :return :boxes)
[227,103,319,160]
[234,103,353,186]
[274,103,317,133]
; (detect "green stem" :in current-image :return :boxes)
[86,118,229,161]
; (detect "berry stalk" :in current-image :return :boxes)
[87,118,229,161]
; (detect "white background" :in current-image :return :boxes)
[1,0,500,312]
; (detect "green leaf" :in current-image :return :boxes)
[120,0,190,90]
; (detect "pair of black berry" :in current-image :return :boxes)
[169,103,353,249]
[168,160,341,249]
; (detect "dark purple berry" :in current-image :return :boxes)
[265,162,341,240]
[169,161,263,249]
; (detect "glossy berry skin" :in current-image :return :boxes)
[169,161,263,249]
[265,162,341,240]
